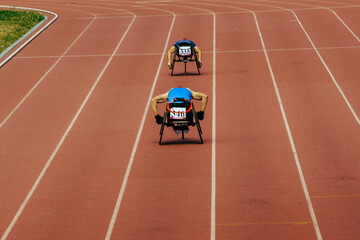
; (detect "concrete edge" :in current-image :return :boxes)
[0,5,58,68]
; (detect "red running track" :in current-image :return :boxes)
[0,0,360,239]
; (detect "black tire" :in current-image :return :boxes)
[171,54,176,76]
[194,52,201,75]
[192,105,202,135]
[159,112,166,145]
[195,117,203,144]
[192,104,203,144]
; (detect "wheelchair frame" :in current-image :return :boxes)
[159,102,203,145]
[171,45,201,76]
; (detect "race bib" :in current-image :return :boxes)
[178,46,191,56]
[170,107,186,119]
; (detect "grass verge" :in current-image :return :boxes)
[0,9,45,54]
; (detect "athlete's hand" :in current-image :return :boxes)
[196,111,204,120]
[155,114,164,124]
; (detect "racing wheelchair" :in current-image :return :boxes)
[171,43,201,76]
[159,98,203,145]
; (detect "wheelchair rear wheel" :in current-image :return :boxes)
[159,112,166,145]
[171,54,176,76]
[192,105,203,144]
[194,53,201,75]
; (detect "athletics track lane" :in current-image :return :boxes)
[106,3,214,239]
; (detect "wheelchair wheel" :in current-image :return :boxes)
[192,105,202,135]
[194,53,201,75]
[192,104,203,144]
[196,119,203,144]
[159,112,166,145]
[171,54,176,76]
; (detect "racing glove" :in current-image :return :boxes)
[155,114,164,124]
[196,111,204,120]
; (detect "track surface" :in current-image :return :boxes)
[1,0,360,239]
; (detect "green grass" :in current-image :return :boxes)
[0,10,45,54]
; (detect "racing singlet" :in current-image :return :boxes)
[173,39,196,48]
[168,87,192,102]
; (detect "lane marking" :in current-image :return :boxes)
[31,2,360,20]
[217,221,312,226]
[210,10,217,240]
[0,10,136,240]
[278,0,360,8]
[312,194,360,199]
[212,13,216,240]
[12,44,360,59]
[104,9,176,240]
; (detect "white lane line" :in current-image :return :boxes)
[211,13,216,240]
[198,1,324,239]
[104,10,176,240]
[305,0,358,7]
[0,12,136,240]
[0,13,97,129]
[12,44,360,59]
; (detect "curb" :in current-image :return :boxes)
[0,5,58,68]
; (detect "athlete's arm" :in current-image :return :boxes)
[151,92,169,116]
[194,46,202,64]
[188,89,208,112]
[167,46,176,68]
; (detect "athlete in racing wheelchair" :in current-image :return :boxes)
[151,86,208,144]
[167,38,202,75]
